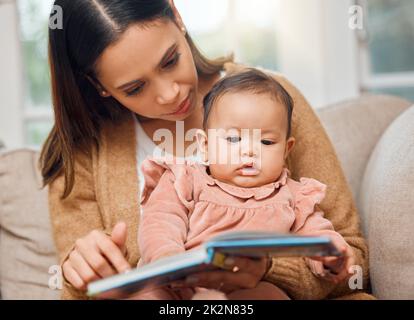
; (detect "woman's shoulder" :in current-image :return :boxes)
[99,111,136,141]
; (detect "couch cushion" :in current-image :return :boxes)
[317,94,411,203]
[0,149,59,299]
[359,105,414,299]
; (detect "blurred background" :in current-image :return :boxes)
[0,0,413,149]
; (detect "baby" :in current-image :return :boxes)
[135,69,355,300]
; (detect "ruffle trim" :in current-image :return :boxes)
[195,166,290,200]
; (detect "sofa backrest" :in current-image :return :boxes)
[316,94,411,209]
[0,148,60,300]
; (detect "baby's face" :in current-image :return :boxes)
[198,91,295,188]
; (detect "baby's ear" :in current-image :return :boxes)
[195,129,208,152]
[284,137,296,159]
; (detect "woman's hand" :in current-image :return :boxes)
[310,244,356,284]
[170,256,271,294]
[62,222,131,291]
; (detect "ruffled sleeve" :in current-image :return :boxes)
[138,157,195,265]
[287,177,350,277]
[140,157,194,210]
[289,177,328,233]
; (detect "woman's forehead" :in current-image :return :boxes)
[95,19,181,85]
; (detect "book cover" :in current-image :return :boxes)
[87,230,340,299]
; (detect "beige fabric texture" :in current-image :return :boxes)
[316,94,411,202]
[0,149,59,300]
[359,105,414,300]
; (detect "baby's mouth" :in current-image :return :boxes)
[237,163,260,176]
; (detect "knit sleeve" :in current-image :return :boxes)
[48,149,103,300]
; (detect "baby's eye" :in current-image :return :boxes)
[261,139,275,146]
[226,136,241,143]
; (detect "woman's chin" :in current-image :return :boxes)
[164,105,197,122]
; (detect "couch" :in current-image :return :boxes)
[1,94,413,300]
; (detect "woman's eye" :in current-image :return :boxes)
[226,136,241,143]
[126,84,145,97]
[163,52,181,69]
[261,140,275,145]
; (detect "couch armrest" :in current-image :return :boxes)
[359,105,414,299]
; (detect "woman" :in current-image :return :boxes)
[41,0,373,300]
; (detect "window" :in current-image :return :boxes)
[358,0,414,102]
[175,0,280,71]
[17,0,54,146]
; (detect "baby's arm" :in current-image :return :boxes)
[138,170,190,265]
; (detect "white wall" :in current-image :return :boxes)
[0,0,24,148]
[275,0,360,108]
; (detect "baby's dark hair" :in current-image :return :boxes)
[203,68,294,137]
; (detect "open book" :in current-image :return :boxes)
[87,230,340,299]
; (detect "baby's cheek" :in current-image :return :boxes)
[260,155,285,180]
[208,163,235,181]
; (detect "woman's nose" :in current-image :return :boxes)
[156,81,180,105]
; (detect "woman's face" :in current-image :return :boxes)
[94,19,198,122]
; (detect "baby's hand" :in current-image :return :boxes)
[310,245,356,284]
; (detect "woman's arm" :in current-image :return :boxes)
[48,149,130,299]
[262,73,370,299]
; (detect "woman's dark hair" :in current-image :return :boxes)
[203,68,294,137]
[40,0,233,198]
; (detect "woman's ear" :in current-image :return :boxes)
[168,0,187,34]
[195,129,208,163]
[85,74,111,98]
[284,137,296,160]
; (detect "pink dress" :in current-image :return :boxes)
[135,157,347,300]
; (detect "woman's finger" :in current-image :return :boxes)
[336,251,356,282]
[94,232,131,273]
[111,221,128,256]
[76,240,117,278]
[62,262,86,290]
[69,250,100,284]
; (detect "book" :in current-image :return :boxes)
[87,230,341,299]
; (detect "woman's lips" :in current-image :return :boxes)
[169,95,192,116]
